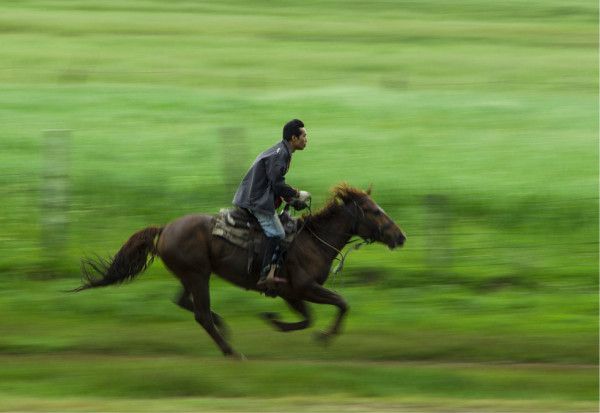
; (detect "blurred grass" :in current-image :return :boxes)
[1,394,596,413]
[0,0,598,410]
[0,278,596,364]
[0,355,596,401]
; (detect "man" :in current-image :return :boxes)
[233,119,310,289]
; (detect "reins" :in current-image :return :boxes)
[306,225,344,256]
[331,238,369,276]
[289,199,371,285]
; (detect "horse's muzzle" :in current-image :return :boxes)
[388,233,406,250]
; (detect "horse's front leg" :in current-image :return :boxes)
[302,282,348,344]
[260,297,312,332]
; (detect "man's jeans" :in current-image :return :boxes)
[251,210,285,240]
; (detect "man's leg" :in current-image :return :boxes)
[251,210,286,288]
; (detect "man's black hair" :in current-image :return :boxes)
[282,119,304,141]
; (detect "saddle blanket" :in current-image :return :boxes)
[212,208,299,253]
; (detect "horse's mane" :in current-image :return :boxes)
[303,183,368,226]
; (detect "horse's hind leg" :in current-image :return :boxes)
[184,275,240,358]
[208,311,230,340]
[174,287,230,339]
[261,298,312,332]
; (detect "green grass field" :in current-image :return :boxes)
[0,0,598,411]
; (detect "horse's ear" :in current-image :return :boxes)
[366,184,373,195]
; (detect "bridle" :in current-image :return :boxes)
[287,196,397,283]
[348,200,393,244]
[291,198,389,246]
[299,200,378,278]
[286,196,392,284]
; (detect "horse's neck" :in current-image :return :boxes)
[308,206,354,260]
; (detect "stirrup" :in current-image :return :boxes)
[257,265,287,289]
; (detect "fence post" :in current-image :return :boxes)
[219,127,248,204]
[40,129,70,277]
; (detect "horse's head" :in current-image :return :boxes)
[334,184,406,249]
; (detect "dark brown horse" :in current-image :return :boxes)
[73,184,406,358]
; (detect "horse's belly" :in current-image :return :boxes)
[210,237,256,289]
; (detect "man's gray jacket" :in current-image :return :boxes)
[233,140,298,214]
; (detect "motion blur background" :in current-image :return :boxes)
[1,1,598,411]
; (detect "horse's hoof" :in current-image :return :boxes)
[227,352,247,361]
[313,331,333,346]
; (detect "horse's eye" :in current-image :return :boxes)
[372,209,381,216]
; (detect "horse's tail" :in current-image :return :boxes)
[71,226,163,292]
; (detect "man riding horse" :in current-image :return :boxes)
[232,119,310,290]
[73,119,407,358]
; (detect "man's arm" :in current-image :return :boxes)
[266,155,298,200]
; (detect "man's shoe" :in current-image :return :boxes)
[256,265,287,290]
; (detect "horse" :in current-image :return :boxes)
[72,184,406,358]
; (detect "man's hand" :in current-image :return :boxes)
[286,190,310,211]
[290,199,308,211]
[297,190,311,203]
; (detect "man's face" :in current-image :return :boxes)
[291,127,307,151]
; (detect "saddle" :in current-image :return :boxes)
[212,207,299,276]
